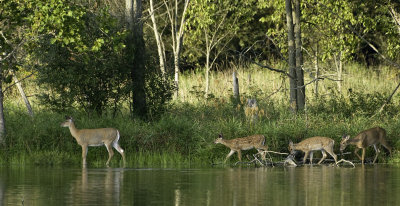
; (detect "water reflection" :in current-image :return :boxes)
[1,165,400,205]
[67,167,124,205]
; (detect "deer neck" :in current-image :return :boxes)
[219,139,233,147]
[291,143,301,150]
[68,122,81,140]
[347,137,361,145]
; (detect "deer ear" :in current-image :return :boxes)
[218,133,223,138]
[289,140,293,145]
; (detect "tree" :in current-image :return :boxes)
[148,0,167,77]
[31,3,130,115]
[0,0,63,143]
[186,0,255,98]
[261,0,358,109]
[126,0,148,117]
[165,0,189,98]
[148,0,189,98]
[285,0,297,111]
[294,0,305,111]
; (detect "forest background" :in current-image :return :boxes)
[1,0,400,167]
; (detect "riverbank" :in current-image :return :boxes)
[1,64,400,166]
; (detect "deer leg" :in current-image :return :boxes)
[82,145,88,166]
[309,152,314,165]
[237,150,242,161]
[113,143,126,166]
[303,151,310,164]
[361,148,366,164]
[380,140,392,155]
[354,148,362,161]
[325,149,338,165]
[225,150,235,163]
[373,145,380,164]
[318,150,328,164]
[105,144,114,167]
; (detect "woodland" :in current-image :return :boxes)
[1,0,400,166]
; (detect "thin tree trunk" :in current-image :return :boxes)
[149,0,166,77]
[173,0,180,99]
[285,0,297,111]
[377,82,400,114]
[233,71,239,101]
[0,78,5,145]
[314,44,319,97]
[205,51,210,98]
[294,0,305,110]
[13,71,33,117]
[204,27,210,98]
[164,0,189,99]
[389,6,400,34]
[334,52,343,93]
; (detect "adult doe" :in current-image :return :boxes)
[214,134,269,163]
[289,136,338,165]
[61,116,126,167]
[340,127,392,164]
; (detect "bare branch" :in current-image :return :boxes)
[4,71,37,93]
[337,159,356,168]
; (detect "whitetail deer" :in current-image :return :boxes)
[289,136,338,165]
[61,116,126,167]
[340,127,392,164]
[214,134,269,163]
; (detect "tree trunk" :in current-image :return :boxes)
[174,54,180,99]
[233,71,240,102]
[205,51,210,98]
[285,0,297,111]
[149,0,166,77]
[126,0,147,117]
[165,0,189,100]
[314,44,319,97]
[0,78,5,145]
[334,52,343,93]
[204,28,211,98]
[294,0,305,110]
[13,71,33,117]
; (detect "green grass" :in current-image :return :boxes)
[2,63,400,166]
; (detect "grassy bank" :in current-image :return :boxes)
[1,63,400,167]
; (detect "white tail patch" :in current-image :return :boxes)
[113,130,120,145]
[113,130,124,153]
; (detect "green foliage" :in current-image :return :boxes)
[308,90,397,117]
[33,6,130,115]
[185,0,257,67]
[145,69,175,119]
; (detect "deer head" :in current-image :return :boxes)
[340,134,351,152]
[214,133,224,144]
[288,140,294,153]
[60,116,74,127]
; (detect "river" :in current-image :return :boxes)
[1,165,400,205]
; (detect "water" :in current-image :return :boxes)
[1,165,400,205]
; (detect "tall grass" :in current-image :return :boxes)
[1,63,400,167]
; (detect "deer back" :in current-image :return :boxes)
[291,136,334,152]
[352,127,386,148]
[217,134,265,150]
[75,128,118,146]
